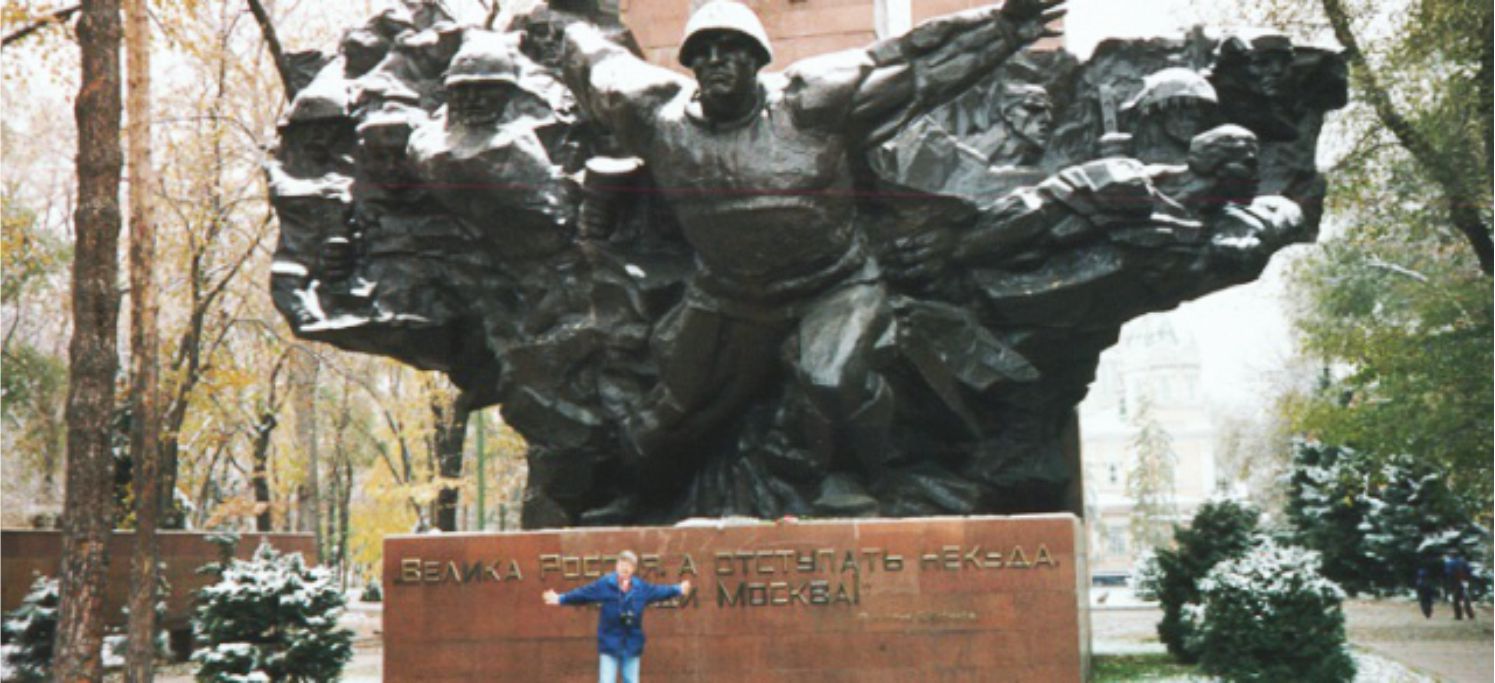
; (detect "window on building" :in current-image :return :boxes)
[1105,525,1127,556]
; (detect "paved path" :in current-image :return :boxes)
[1342,599,1492,683]
[1093,600,1492,683]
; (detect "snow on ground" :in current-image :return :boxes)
[0,645,16,682]
[1091,585,1158,609]
[1350,650,1438,683]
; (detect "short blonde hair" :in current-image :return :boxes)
[617,550,639,566]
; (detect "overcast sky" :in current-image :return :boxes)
[1064,0,1202,57]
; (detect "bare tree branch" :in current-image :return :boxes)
[244,0,297,100]
[2,4,80,48]
[484,0,502,30]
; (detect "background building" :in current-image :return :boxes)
[1080,313,1222,578]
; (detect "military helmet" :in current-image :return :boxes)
[280,79,350,126]
[1215,29,1295,68]
[1122,67,1218,114]
[1001,84,1052,112]
[357,103,421,148]
[354,71,422,111]
[444,33,522,87]
[1240,30,1293,53]
[678,1,773,67]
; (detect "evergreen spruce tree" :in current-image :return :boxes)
[1284,439,1379,594]
[1,576,59,682]
[1360,454,1490,596]
[192,541,353,682]
[1286,439,1489,595]
[1135,498,1261,663]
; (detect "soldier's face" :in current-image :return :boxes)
[1006,98,1053,147]
[359,139,410,187]
[285,120,347,167]
[1199,134,1260,204]
[689,32,760,106]
[1247,49,1292,99]
[1161,102,1208,143]
[450,82,509,127]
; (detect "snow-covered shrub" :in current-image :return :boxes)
[1146,498,1261,663]
[191,542,352,683]
[1190,541,1355,683]
[1,567,171,681]
[1,576,58,682]
[358,581,382,603]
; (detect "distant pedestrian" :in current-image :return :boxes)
[1442,551,1473,621]
[1415,564,1438,619]
[543,550,693,683]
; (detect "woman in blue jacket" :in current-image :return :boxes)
[543,550,694,683]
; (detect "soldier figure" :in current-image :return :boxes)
[978,83,1055,168]
[410,32,577,269]
[561,0,1063,508]
[266,81,355,330]
[1122,67,1219,165]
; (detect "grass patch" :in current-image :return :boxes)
[1092,652,1205,682]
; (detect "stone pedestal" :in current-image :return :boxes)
[383,514,1090,681]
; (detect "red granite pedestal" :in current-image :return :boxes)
[383,514,1090,682]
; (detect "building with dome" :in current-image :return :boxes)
[1080,312,1221,579]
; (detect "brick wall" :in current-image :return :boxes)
[1,530,317,630]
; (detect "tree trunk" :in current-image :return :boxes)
[432,390,471,532]
[329,384,352,583]
[326,455,342,579]
[324,446,352,587]
[155,14,232,529]
[124,0,160,677]
[338,456,352,587]
[55,1,123,680]
[291,348,322,559]
[251,411,276,532]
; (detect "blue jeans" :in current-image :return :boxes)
[599,653,640,683]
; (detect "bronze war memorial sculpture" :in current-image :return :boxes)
[266,0,1346,527]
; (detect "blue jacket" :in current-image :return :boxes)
[559,572,682,658]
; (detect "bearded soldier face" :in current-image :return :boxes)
[1190,128,1261,208]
